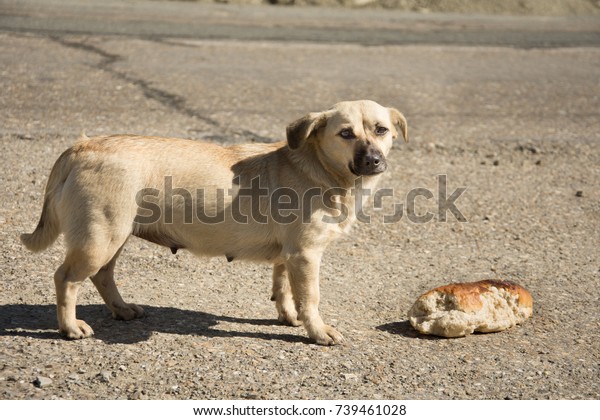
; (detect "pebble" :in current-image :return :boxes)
[342,373,358,381]
[33,376,53,388]
[130,391,143,400]
[98,371,112,383]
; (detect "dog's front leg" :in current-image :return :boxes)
[285,251,344,345]
[271,263,302,327]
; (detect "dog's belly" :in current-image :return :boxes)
[133,221,283,263]
[184,240,283,263]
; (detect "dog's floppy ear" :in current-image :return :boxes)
[286,112,327,150]
[389,108,408,143]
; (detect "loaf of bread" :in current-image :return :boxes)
[408,280,533,338]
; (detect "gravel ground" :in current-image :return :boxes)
[1,4,599,400]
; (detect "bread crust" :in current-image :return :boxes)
[408,280,533,338]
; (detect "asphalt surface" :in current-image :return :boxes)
[1,0,599,401]
[1,0,600,47]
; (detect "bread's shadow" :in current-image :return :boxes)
[376,321,445,340]
[0,303,310,345]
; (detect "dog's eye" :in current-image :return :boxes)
[339,129,356,140]
[375,126,389,136]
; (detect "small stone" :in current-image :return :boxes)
[33,376,52,388]
[98,371,112,383]
[342,373,358,381]
[352,0,377,6]
[119,365,127,372]
[130,391,142,400]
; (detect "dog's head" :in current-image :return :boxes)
[286,100,408,178]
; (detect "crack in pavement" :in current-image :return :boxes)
[49,35,275,143]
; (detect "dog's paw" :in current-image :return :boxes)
[310,325,345,346]
[112,303,145,321]
[60,319,94,339]
[278,313,302,327]
[275,295,301,327]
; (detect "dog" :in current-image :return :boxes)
[21,100,407,345]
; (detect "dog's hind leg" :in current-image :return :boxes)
[271,263,301,327]
[91,241,145,322]
[55,224,136,339]
[54,259,94,339]
[54,244,120,339]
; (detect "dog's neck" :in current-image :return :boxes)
[283,143,337,189]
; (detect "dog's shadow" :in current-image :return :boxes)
[0,304,311,345]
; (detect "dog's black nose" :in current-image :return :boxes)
[359,149,386,175]
[364,152,382,168]
[352,147,387,176]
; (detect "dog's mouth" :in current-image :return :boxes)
[348,162,387,176]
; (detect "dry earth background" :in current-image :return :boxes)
[0,0,599,400]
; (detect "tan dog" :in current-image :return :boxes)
[21,100,407,345]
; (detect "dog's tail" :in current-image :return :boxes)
[20,141,79,252]
[20,199,60,252]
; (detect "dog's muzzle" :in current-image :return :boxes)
[350,147,387,176]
